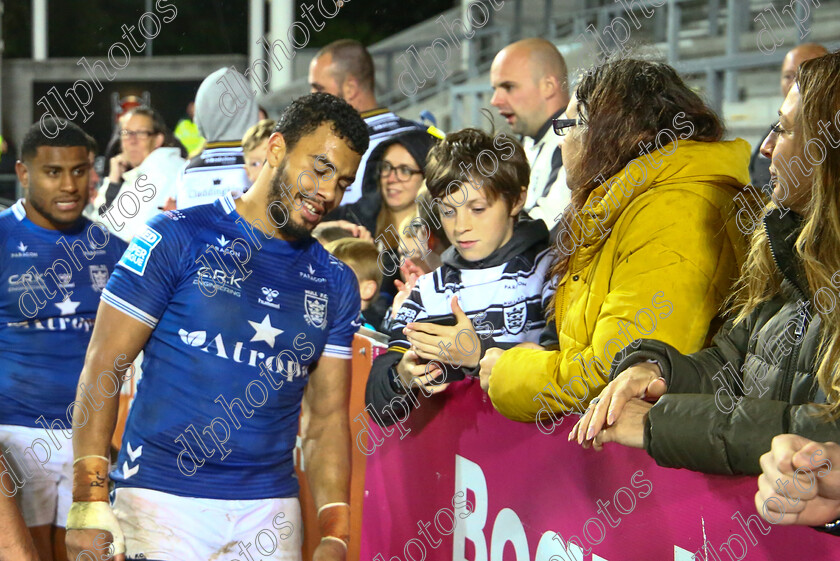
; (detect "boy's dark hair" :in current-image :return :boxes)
[424,128,529,211]
[20,118,91,162]
[274,93,369,156]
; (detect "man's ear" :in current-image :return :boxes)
[15,161,29,190]
[153,132,165,150]
[510,186,527,217]
[266,131,287,167]
[539,75,558,101]
[341,77,358,104]
[360,278,378,301]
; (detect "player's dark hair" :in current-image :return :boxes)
[274,93,369,155]
[20,118,91,162]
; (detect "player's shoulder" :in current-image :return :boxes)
[0,201,25,243]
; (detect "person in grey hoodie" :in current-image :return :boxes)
[175,67,259,209]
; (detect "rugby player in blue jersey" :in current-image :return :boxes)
[0,119,127,561]
[66,94,368,561]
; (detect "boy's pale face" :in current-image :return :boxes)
[439,180,523,262]
[244,139,269,184]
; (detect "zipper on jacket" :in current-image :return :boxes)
[764,220,811,402]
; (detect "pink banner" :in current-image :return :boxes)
[360,378,836,560]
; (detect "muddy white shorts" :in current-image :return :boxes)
[0,424,73,527]
[113,487,303,561]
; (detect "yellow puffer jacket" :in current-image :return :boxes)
[488,139,751,422]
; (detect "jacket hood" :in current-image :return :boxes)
[360,128,439,196]
[442,214,549,270]
[194,67,259,142]
[575,138,751,239]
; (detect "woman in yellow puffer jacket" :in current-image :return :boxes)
[479,58,751,426]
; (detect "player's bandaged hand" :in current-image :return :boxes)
[66,502,126,555]
[67,455,125,557]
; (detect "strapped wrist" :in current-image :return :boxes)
[318,502,350,547]
[73,456,110,503]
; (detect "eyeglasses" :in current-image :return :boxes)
[379,161,422,181]
[553,117,586,136]
[120,129,155,140]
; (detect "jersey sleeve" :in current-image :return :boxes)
[386,283,428,352]
[323,266,362,360]
[100,216,184,328]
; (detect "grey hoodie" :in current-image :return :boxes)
[194,67,259,142]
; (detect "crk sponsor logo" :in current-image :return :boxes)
[176,317,307,380]
[7,272,47,293]
[259,286,281,310]
[193,267,245,298]
[11,241,38,258]
[299,263,327,283]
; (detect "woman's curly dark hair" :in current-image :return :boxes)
[274,93,369,155]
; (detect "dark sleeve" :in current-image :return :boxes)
[364,350,410,427]
[609,310,758,394]
[539,318,559,350]
[364,285,427,426]
[644,396,840,475]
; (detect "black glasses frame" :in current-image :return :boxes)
[378,161,422,181]
[552,118,585,137]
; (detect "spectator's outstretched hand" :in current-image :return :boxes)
[756,434,840,526]
[569,362,665,446]
[390,261,421,320]
[478,347,504,393]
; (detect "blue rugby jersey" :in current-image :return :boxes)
[104,193,360,500]
[0,200,127,426]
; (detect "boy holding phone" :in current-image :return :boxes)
[365,128,554,426]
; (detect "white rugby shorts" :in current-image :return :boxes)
[113,487,303,561]
[0,424,73,527]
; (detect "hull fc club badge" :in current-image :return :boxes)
[304,290,328,329]
[89,264,110,292]
[504,301,527,335]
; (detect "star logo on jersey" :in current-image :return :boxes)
[88,265,110,292]
[55,298,80,316]
[248,314,284,348]
[216,235,230,247]
[303,290,328,329]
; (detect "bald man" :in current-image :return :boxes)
[491,38,571,226]
[750,43,827,192]
[310,39,423,207]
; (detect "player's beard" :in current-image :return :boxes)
[267,157,312,241]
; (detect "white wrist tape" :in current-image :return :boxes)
[66,501,125,555]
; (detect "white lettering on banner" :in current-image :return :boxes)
[452,454,698,561]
